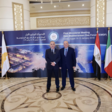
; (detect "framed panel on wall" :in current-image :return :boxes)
[36,16,90,28]
[12,2,24,30]
[96,0,106,27]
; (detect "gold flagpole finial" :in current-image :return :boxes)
[108,27,110,30]
[97,28,98,31]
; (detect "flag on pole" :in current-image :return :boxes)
[104,30,112,77]
[92,31,101,80]
[1,33,10,77]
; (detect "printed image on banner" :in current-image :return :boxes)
[49,32,59,42]
[7,45,47,73]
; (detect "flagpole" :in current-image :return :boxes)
[107,27,111,81]
[95,28,99,81]
[5,73,8,80]
[97,28,98,33]
[2,31,9,80]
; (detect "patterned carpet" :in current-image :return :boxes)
[0,78,112,112]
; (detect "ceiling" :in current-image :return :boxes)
[29,0,90,13]
[29,0,90,4]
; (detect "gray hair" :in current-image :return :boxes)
[63,41,69,43]
[50,41,55,43]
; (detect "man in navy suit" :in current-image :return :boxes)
[45,41,60,92]
[59,41,76,91]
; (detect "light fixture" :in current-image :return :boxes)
[68,4,70,7]
[54,5,56,8]
[40,6,43,9]
[82,4,85,6]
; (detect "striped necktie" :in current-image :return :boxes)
[65,49,67,56]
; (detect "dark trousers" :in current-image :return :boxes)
[47,68,59,89]
[62,64,74,88]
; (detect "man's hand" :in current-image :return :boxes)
[73,66,76,70]
[59,67,61,69]
[51,62,56,66]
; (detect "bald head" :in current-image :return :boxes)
[63,41,69,48]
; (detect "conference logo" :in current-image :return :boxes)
[49,32,59,42]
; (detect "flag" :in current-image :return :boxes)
[104,30,112,77]
[92,32,101,80]
[1,33,10,77]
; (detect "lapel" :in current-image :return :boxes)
[50,49,53,55]
[50,49,52,53]
[63,48,64,56]
[54,49,56,54]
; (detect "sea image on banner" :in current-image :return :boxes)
[6,46,47,73]
[0,44,110,74]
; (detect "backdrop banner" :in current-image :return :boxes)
[0,28,112,78]
[0,31,1,75]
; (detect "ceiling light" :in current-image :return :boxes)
[68,4,70,7]
[54,5,56,8]
[82,4,85,6]
[40,6,43,9]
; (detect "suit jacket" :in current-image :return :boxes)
[45,48,60,69]
[59,47,76,69]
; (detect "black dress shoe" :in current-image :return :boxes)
[46,88,50,92]
[61,87,65,90]
[72,87,76,91]
[56,88,59,92]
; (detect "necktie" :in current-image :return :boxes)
[52,49,54,53]
[65,49,67,56]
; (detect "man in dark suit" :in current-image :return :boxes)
[59,41,76,91]
[45,41,60,92]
